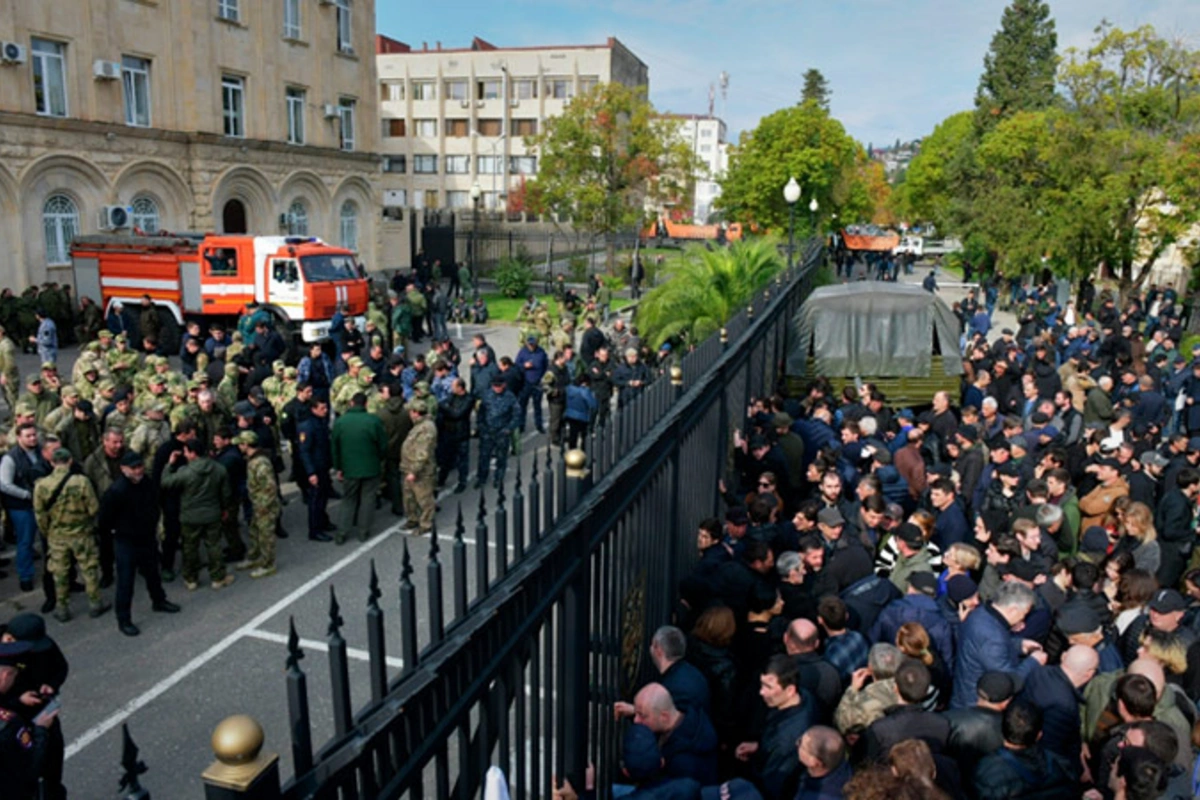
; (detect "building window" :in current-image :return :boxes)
[509,156,537,175]
[286,200,309,235]
[217,0,239,22]
[476,155,502,175]
[382,118,405,137]
[131,196,160,233]
[700,128,713,138]
[547,78,571,99]
[413,155,438,174]
[286,87,305,144]
[121,56,151,127]
[338,98,355,151]
[477,118,502,136]
[339,201,358,251]
[445,80,467,101]
[412,81,436,101]
[445,155,469,174]
[222,75,245,137]
[444,118,469,138]
[381,81,404,102]
[422,190,438,209]
[579,76,599,94]
[512,79,537,100]
[511,118,537,137]
[477,79,501,100]
[700,144,712,153]
[43,195,79,266]
[31,38,68,118]
[283,0,301,39]
[446,191,469,209]
[383,155,406,173]
[482,191,500,210]
[336,0,352,53]
[414,118,437,137]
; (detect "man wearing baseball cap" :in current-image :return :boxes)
[1079,457,1130,529]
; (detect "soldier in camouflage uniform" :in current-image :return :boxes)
[329,357,363,413]
[34,448,110,621]
[107,333,140,382]
[399,402,438,534]
[128,402,171,461]
[261,360,286,407]
[22,374,58,426]
[0,324,18,414]
[42,385,80,435]
[411,380,439,417]
[235,431,280,578]
[74,358,103,403]
[217,361,240,409]
[515,294,544,343]
[550,318,575,353]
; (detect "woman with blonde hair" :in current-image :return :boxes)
[896,622,949,709]
[1137,627,1189,678]
[1117,501,1161,576]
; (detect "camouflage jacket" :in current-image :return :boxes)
[246,453,281,517]
[833,677,899,735]
[34,466,99,537]
[399,417,437,477]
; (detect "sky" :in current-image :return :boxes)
[377,0,1200,148]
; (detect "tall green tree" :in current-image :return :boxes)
[899,111,974,231]
[524,82,700,271]
[636,238,784,348]
[975,0,1058,130]
[801,69,831,110]
[716,103,866,234]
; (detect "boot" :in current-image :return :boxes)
[88,600,112,618]
[53,604,71,623]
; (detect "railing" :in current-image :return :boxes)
[199,239,825,799]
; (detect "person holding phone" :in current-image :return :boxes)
[0,640,59,799]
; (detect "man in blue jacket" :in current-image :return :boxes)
[517,335,548,434]
[951,582,1046,710]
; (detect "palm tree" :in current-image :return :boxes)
[637,237,784,348]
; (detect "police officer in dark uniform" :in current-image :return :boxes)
[281,381,313,498]
[297,397,334,542]
[475,375,519,490]
[587,344,615,428]
[0,640,57,800]
[1,613,68,800]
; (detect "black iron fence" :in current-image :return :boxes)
[198,239,825,799]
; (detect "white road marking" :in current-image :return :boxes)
[64,527,398,760]
[244,628,405,669]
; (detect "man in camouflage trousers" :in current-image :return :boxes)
[235,431,280,578]
[400,401,438,535]
[160,438,234,591]
[34,448,110,622]
[0,323,19,413]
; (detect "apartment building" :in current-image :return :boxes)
[375,35,648,222]
[0,0,380,289]
[667,114,728,223]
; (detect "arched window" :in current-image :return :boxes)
[131,196,160,233]
[339,200,359,251]
[43,194,79,265]
[287,200,308,236]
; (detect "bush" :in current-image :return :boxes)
[568,255,589,284]
[494,257,536,298]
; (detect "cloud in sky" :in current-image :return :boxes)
[378,1,1200,146]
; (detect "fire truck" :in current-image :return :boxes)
[70,233,370,352]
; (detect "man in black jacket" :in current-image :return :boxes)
[437,379,473,494]
[943,670,1015,789]
[864,660,950,762]
[1156,468,1200,589]
[98,452,180,637]
[735,654,816,800]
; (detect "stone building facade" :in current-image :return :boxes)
[0,0,381,291]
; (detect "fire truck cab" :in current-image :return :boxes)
[71,233,370,352]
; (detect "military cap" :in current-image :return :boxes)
[40,361,56,372]
[233,431,259,446]
[358,367,375,381]
[96,379,116,394]
[150,400,170,415]
[272,360,286,371]
[148,374,166,386]
[414,380,430,393]
[51,447,72,464]
[233,401,256,418]
[13,401,36,417]
[120,451,144,468]
[84,341,101,353]
[170,384,188,397]
[59,385,79,399]
[115,333,128,342]
[24,374,41,386]
[97,329,114,338]
[405,401,426,415]
[284,367,298,379]
[349,357,364,368]
[0,640,32,668]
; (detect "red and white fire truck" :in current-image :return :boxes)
[70,233,370,350]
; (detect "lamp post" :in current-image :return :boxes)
[783,177,801,269]
[469,181,482,297]
[809,197,819,238]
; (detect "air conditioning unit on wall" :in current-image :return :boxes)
[323,103,339,118]
[99,205,132,230]
[1,42,26,65]
[93,60,121,80]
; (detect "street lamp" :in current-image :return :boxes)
[809,197,819,237]
[783,177,801,269]
[469,181,482,296]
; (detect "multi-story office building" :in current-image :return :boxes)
[0,0,380,289]
[375,35,648,219]
[668,114,728,223]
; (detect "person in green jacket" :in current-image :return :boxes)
[331,392,387,544]
[160,438,234,590]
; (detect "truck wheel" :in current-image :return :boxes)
[157,309,181,355]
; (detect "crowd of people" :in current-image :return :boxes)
[564,280,1200,800]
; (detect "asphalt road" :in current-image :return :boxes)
[0,317,555,799]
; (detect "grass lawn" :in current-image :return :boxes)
[480,293,632,324]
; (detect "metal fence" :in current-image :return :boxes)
[202,239,825,800]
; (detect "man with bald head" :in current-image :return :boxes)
[784,618,841,718]
[1018,644,1098,775]
[1081,657,1193,770]
[631,682,718,785]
